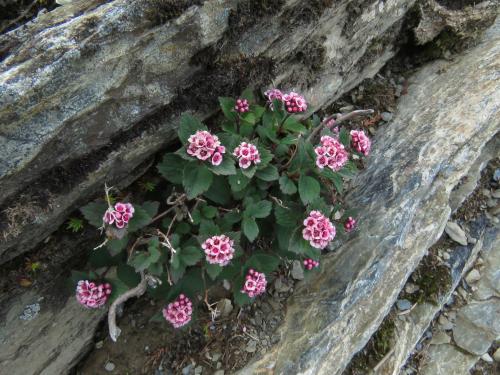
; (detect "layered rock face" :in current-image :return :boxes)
[0,0,418,263]
[239,15,499,375]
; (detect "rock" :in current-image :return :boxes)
[381,112,393,122]
[430,331,451,345]
[405,282,420,294]
[396,299,412,311]
[182,364,193,375]
[420,344,478,375]
[238,17,500,375]
[0,0,420,264]
[493,347,500,362]
[465,269,481,284]
[213,371,225,375]
[105,362,116,372]
[194,366,203,375]
[216,299,233,318]
[481,353,493,363]
[95,340,104,349]
[291,260,304,280]
[453,300,500,355]
[211,353,221,362]
[438,315,454,331]
[481,189,491,198]
[274,278,292,293]
[494,169,500,182]
[445,221,468,246]
[245,340,257,353]
[339,105,354,113]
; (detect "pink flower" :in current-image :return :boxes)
[202,235,235,266]
[163,294,193,328]
[76,280,112,308]
[344,216,357,232]
[103,202,134,229]
[350,130,371,156]
[241,269,267,298]
[283,92,307,113]
[314,136,348,171]
[233,142,261,169]
[187,130,226,166]
[264,88,283,103]
[303,258,319,270]
[302,211,336,249]
[234,98,250,113]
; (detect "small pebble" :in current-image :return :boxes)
[481,353,493,363]
[245,340,258,353]
[105,362,116,372]
[339,105,354,113]
[213,371,225,375]
[481,188,491,198]
[430,331,451,345]
[405,283,420,294]
[95,340,104,349]
[211,353,221,362]
[493,347,500,362]
[181,364,192,375]
[381,112,393,122]
[465,269,481,284]
[291,260,304,280]
[396,299,412,311]
[493,169,500,182]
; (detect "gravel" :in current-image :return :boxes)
[104,362,116,372]
[396,299,412,311]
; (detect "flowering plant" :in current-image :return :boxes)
[74,88,372,340]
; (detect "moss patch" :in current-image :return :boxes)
[344,314,396,374]
[145,0,204,26]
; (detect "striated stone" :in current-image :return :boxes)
[430,331,451,345]
[420,344,478,375]
[239,17,500,375]
[445,221,468,246]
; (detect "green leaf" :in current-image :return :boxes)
[127,204,155,232]
[204,175,232,205]
[257,145,273,167]
[208,157,236,176]
[157,153,186,184]
[321,169,343,193]
[241,88,255,102]
[288,139,315,173]
[199,220,220,238]
[279,175,297,195]
[246,253,281,274]
[240,165,257,178]
[219,211,242,232]
[183,163,213,199]
[117,264,141,287]
[274,203,302,227]
[129,237,161,272]
[106,236,129,256]
[142,201,160,218]
[178,114,206,143]
[180,246,203,266]
[298,175,320,205]
[308,197,330,214]
[283,116,307,133]
[251,105,265,120]
[228,170,250,192]
[80,201,107,227]
[234,289,252,306]
[241,112,257,125]
[255,165,279,181]
[89,248,118,268]
[219,97,237,121]
[206,264,223,280]
[175,222,191,235]
[242,217,259,242]
[245,200,272,219]
[201,205,217,219]
[106,277,130,304]
[339,127,350,146]
[289,228,315,255]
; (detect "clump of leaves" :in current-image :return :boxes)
[67,217,84,233]
[75,88,372,339]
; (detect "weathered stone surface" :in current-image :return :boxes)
[238,17,500,375]
[0,0,418,263]
[0,289,105,375]
[445,221,468,246]
[453,301,500,355]
[420,344,478,375]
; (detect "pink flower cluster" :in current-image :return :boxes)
[302,210,336,249]
[264,89,307,113]
[234,98,249,113]
[303,258,319,270]
[103,202,134,229]
[283,92,307,113]
[233,142,261,169]
[163,294,193,328]
[187,130,225,166]
[202,235,235,266]
[241,269,267,298]
[314,135,349,171]
[350,130,371,156]
[344,216,357,232]
[76,280,112,308]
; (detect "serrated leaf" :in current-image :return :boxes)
[180,246,203,266]
[283,116,307,133]
[242,217,259,242]
[219,97,237,121]
[298,175,320,205]
[339,127,350,146]
[321,169,343,193]
[245,200,272,219]
[208,157,236,176]
[274,203,302,227]
[106,236,129,256]
[199,220,220,238]
[240,165,257,178]
[129,237,161,272]
[279,175,297,195]
[201,205,217,219]
[246,253,281,274]
[117,264,141,287]
[183,163,213,199]
[142,201,160,218]
[255,165,279,181]
[175,222,191,235]
[157,153,186,184]
[89,247,117,268]
[206,263,223,280]
[308,197,330,214]
[178,114,207,143]
[241,88,255,102]
[204,175,232,205]
[234,289,252,306]
[228,170,250,192]
[289,227,315,255]
[257,145,273,167]
[106,277,130,304]
[219,211,242,231]
[80,201,107,227]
